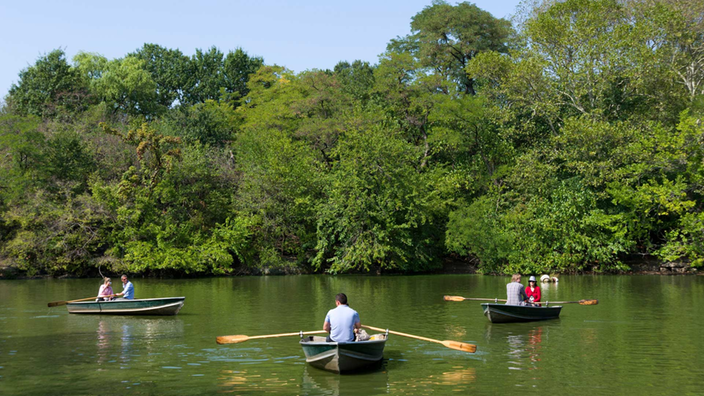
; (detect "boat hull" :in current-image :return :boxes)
[66,297,185,316]
[482,303,561,323]
[300,336,386,374]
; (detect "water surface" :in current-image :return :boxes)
[0,275,702,395]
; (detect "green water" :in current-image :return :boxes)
[1,275,702,395]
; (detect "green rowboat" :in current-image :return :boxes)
[300,334,387,373]
[481,303,562,323]
[66,297,185,316]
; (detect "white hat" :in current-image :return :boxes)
[528,276,536,282]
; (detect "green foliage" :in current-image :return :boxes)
[1,190,107,275]
[8,49,89,118]
[2,1,704,276]
[160,100,238,146]
[129,44,191,108]
[181,47,264,106]
[314,125,448,273]
[92,57,161,117]
[388,0,513,94]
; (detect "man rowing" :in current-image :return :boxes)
[323,293,361,342]
[116,275,134,300]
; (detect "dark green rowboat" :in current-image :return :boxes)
[300,334,387,373]
[481,303,562,323]
[66,297,185,316]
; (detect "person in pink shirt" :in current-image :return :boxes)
[96,277,114,301]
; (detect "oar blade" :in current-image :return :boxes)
[443,295,466,302]
[578,299,598,305]
[47,301,67,307]
[442,340,477,353]
[216,335,249,344]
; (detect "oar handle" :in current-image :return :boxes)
[249,330,327,340]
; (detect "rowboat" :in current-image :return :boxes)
[300,333,387,373]
[66,297,185,316]
[481,303,562,323]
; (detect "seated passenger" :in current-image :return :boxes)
[96,277,113,301]
[525,276,541,306]
[506,274,528,306]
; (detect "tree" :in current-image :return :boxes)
[92,57,160,117]
[333,60,376,104]
[314,124,448,273]
[222,48,264,103]
[8,49,87,117]
[388,1,513,95]
[130,43,191,108]
[182,47,225,105]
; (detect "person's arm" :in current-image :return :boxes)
[354,312,361,331]
[520,286,528,302]
[323,313,331,333]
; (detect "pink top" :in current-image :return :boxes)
[98,284,113,297]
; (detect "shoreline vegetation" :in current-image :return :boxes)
[2,0,704,278]
[0,255,698,279]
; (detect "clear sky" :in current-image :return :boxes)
[0,0,522,100]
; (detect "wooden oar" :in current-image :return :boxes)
[216,330,328,345]
[47,294,119,307]
[546,299,598,305]
[444,296,507,302]
[361,325,476,353]
[444,295,598,306]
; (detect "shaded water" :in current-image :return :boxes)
[1,275,702,395]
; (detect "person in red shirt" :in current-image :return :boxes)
[525,276,541,306]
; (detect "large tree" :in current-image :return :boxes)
[388,0,513,95]
[7,50,87,117]
[130,44,191,108]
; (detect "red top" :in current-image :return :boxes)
[525,285,541,302]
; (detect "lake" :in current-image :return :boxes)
[1,275,702,395]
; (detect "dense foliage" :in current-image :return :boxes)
[1,0,703,276]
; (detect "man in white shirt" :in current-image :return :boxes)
[323,293,361,342]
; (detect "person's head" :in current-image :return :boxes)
[528,276,536,285]
[121,275,128,284]
[104,277,111,286]
[511,274,522,283]
[335,293,348,306]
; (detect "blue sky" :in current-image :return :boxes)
[0,0,522,100]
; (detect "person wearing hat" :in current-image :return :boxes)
[525,276,541,306]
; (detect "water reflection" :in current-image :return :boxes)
[431,367,477,386]
[301,365,390,396]
[486,324,545,372]
[94,318,184,369]
[218,368,298,393]
[96,320,110,366]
